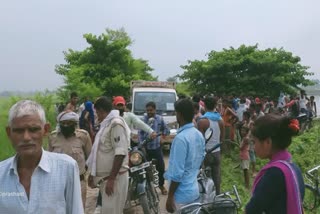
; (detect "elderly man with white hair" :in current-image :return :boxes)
[0,100,84,214]
[48,110,92,210]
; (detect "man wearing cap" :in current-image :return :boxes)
[48,111,92,210]
[113,96,157,139]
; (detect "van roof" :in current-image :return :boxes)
[133,88,176,93]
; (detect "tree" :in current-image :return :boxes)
[166,76,178,82]
[55,28,155,99]
[179,44,314,98]
[176,82,192,98]
[55,67,104,102]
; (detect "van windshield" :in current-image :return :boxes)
[133,92,176,115]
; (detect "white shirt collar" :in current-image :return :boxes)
[9,148,51,175]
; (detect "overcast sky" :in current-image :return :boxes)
[1,0,319,91]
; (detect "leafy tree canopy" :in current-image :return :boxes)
[179,44,314,98]
[55,28,155,99]
[166,76,178,82]
[166,75,193,98]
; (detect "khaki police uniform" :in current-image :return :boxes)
[48,129,92,209]
[96,117,130,214]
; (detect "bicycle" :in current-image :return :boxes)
[303,164,320,212]
[177,185,242,214]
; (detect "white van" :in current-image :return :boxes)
[130,81,178,149]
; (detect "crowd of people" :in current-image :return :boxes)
[190,91,312,213]
[0,89,312,214]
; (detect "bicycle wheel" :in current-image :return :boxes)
[303,184,318,211]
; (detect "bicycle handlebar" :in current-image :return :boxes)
[306,165,320,181]
[307,165,320,175]
[306,171,314,180]
[213,185,241,208]
[178,202,202,211]
[233,185,242,206]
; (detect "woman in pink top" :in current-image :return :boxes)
[245,114,304,214]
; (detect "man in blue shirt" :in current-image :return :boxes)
[164,98,206,213]
[139,101,170,195]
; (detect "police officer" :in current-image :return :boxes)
[93,96,158,212]
[48,111,92,210]
[86,96,130,214]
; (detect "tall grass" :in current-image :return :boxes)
[0,97,14,160]
[0,93,58,161]
[221,120,320,213]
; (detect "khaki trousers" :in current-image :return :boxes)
[99,171,129,214]
[80,180,87,210]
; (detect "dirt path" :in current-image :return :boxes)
[85,153,170,214]
[85,186,170,214]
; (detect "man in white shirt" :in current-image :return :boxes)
[0,100,83,214]
[236,98,248,122]
[277,92,287,108]
[299,90,308,114]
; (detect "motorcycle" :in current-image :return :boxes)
[179,128,241,213]
[124,118,160,214]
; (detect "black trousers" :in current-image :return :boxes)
[146,147,165,187]
[204,152,221,195]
